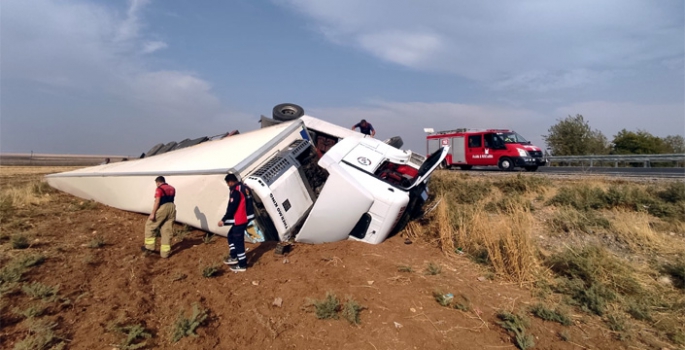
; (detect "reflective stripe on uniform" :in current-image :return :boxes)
[161,244,171,252]
[145,237,156,245]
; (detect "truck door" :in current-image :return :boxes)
[409,146,449,189]
[483,133,502,166]
[450,137,466,164]
[466,134,487,165]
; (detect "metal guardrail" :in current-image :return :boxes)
[547,153,685,167]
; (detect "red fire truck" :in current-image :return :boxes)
[426,128,547,171]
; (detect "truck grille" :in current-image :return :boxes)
[288,139,311,159]
[248,139,314,187]
[250,156,293,186]
[529,150,543,158]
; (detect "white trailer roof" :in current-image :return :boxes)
[46,120,307,179]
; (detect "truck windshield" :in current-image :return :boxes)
[496,132,529,144]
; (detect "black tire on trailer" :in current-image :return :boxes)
[439,160,447,169]
[498,157,515,171]
[525,166,539,172]
[459,165,473,170]
[145,143,165,157]
[272,103,305,121]
[383,136,403,149]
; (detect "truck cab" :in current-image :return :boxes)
[246,113,448,245]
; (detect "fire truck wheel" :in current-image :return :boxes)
[273,103,305,121]
[524,166,539,172]
[459,165,473,170]
[439,160,447,169]
[498,157,514,171]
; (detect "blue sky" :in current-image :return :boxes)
[1,0,683,156]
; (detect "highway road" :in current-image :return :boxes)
[444,166,685,179]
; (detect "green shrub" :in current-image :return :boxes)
[606,312,627,332]
[662,257,685,290]
[0,264,25,284]
[549,208,611,233]
[341,298,364,325]
[13,319,64,350]
[425,262,442,275]
[626,298,652,321]
[312,292,340,320]
[111,323,153,349]
[547,185,608,211]
[548,246,641,295]
[547,246,641,316]
[656,181,685,203]
[497,311,535,350]
[494,174,549,194]
[529,303,572,325]
[170,303,209,343]
[14,304,46,319]
[22,282,59,302]
[174,224,192,240]
[200,264,219,278]
[397,265,413,273]
[430,176,492,204]
[433,290,452,307]
[31,181,56,195]
[11,234,30,249]
[87,235,106,249]
[18,254,46,268]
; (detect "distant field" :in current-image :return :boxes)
[0,153,130,166]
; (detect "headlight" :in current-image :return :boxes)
[517,148,529,157]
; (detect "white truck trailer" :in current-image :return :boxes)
[46,104,448,244]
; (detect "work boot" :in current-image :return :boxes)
[140,246,155,254]
[223,257,238,265]
[230,265,246,273]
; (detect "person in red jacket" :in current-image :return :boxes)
[218,173,251,272]
[142,176,176,258]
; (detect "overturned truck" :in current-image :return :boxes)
[46,104,448,244]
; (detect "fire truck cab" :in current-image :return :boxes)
[426,128,546,171]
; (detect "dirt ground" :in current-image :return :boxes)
[0,167,654,349]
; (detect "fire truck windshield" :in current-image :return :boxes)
[496,132,529,144]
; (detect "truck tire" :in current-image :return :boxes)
[524,166,539,172]
[439,160,447,169]
[383,136,403,149]
[459,165,473,170]
[144,143,165,157]
[498,157,514,171]
[273,103,305,121]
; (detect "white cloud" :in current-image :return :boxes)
[142,40,168,54]
[1,0,240,154]
[115,0,150,43]
[358,31,443,67]
[280,0,684,91]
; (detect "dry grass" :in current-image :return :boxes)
[419,172,685,347]
[608,210,666,252]
[435,196,454,254]
[0,180,55,209]
[450,204,538,283]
